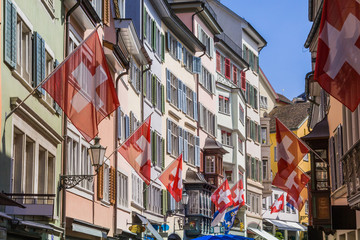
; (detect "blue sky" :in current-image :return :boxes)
[220,0,313,100]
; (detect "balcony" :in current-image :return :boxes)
[4,193,55,219]
[342,139,360,209]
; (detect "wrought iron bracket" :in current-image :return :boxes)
[59,174,95,190]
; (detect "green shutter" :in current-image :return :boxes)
[152,131,156,165]
[161,85,165,114]
[32,32,46,95]
[152,20,156,50]
[143,182,148,209]
[143,8,147,38]
[162,138,165,170]
[152,75,157,106]
[143,72,147,96]
[258,125,261,143]
[161,33,165,62]
[162,189,168,215]
[5,0,17,68]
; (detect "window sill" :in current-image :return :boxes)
[154,53,162,64]
[144,40,152,51]
[223,144,233,149]
[144,98,153,108]
[154,107,162,116]
[144,210,163,218]
[131,201,145,210]
[67,186,94,201]
[12,70,58,115]
[117,205,131,213]
[219,111,231,116]
[168,108,181,121]
[154,166,162,172]
[186,162,197,168]
[199,84,214,96]
[101,199,111,207]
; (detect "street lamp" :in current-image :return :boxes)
[181,192,189,207]
[59,136,107,190]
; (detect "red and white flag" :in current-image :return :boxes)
[273,166,310,198]
[231,179,245,208]
[315,0,360,111]
[275,118,309,179]
[211,179,233,213]
[271,194,284,214]
[43,29,119,142]
[159,154,183,202]
[118,116,152,185]
[286,193,306,212]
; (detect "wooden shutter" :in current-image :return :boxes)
[254,88,258,110]
[152,75,157,106]
[167,119,172,154]
[109,166,116,205]
[125,115,130,138]
[233,66,237,85]
[195,136,200,167]
[143,71,147,97]
[152,20,156,50]
[161,33,165,61]
[162,138,165,170]
[193,92,198,121]
[329,137,336,191]
[210,37,214,58]
[97,165,104,200]
[143,182,148,209]
[199,103,204,128]
[197,24,202,42]
[143,7,147,38]
[184,131,188,162]
[183,83,187,114]
[129,112,134,134]
[178,80,182,110]
[161,85,165,114]
[33,32,46,95]
[241,71,246,91]
[225,58,231,79]
[166,69,171,101]
[258,125,261,143]
[103,0,110,26]
[5,0,17,68]
[152,131,156,166]
[117,107,121,140]
[216,51,221,72]
[166,31,171,51]
[177,42,182,61]
[162,190,168,215]
[179,127,183,156]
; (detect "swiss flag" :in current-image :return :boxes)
[231,179,245,208]
[271,194,284,214]
[273,167,310,198]
[211,179,233,213]
[43,29,119,142]
[286,192,306,212]
[118,116,152,185]
[159,154,183,202]
[315,0,360,111]
[275,118,309,179]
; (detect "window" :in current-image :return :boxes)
[186,87,194,118]
[16,16,32,83]
[169,71,178,107]
[238,138,243,154]
[118,0,125,18]
[263,159,268,180]
[262,198,266,210]
[242,44,259,73]
[199,104,216,136]
[205,156,215,173]
[91,0,102,19]
[183,48,193,72]
[261,127,267,144]
[200,66,214,94]
[247,192,261,214]
[13,126,56,197]
[198,25,213,57]
[146,185,161,214]
[103,164,110,203]
[132,173,144,207]
[248,120,261,143]
[274,147,277,162]
[225,171,233,182]
[247,157,262,182]
[260,96,268,109]
[186,131,195,165]
[219,96,230,114]
[233,65,238,85]
[188,190,200,214]
[167,120,179,157]
[44,51,54,105]
[221,130,232,146]
[130,61,141,93]
[239,104,245,125]
[152,131,163,168]
[117,171,128,207]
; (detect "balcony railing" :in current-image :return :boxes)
[216,33,243,59]
[342,139,360,209]
[4,193,55,219]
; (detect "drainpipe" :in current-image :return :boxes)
[192,3,205,33]
[62,1,81,238]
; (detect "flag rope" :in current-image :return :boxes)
[4,24,102,123]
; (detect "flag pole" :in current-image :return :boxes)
[276,118,328,166]
[4,25,102,124]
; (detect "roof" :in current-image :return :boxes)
[269,102,310,132]
[276,93,292,104]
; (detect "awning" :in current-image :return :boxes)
[285,222,307,231]
[247,227,278,240]
[0,211,12,220]
[72,223,108,238]
[136,214,163,240]
[265,219,306,231]
[0,193,25,208]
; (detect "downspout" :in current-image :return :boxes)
[62,1,81,238]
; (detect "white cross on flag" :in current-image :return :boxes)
[271,194,284,214]
[159,154,183,202]
[315,0,360,111]
[43,29,119,142]
[118,116,152,185]
[231,179,245,208]
[211,179,233,213]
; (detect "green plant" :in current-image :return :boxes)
[275,232,284,240]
